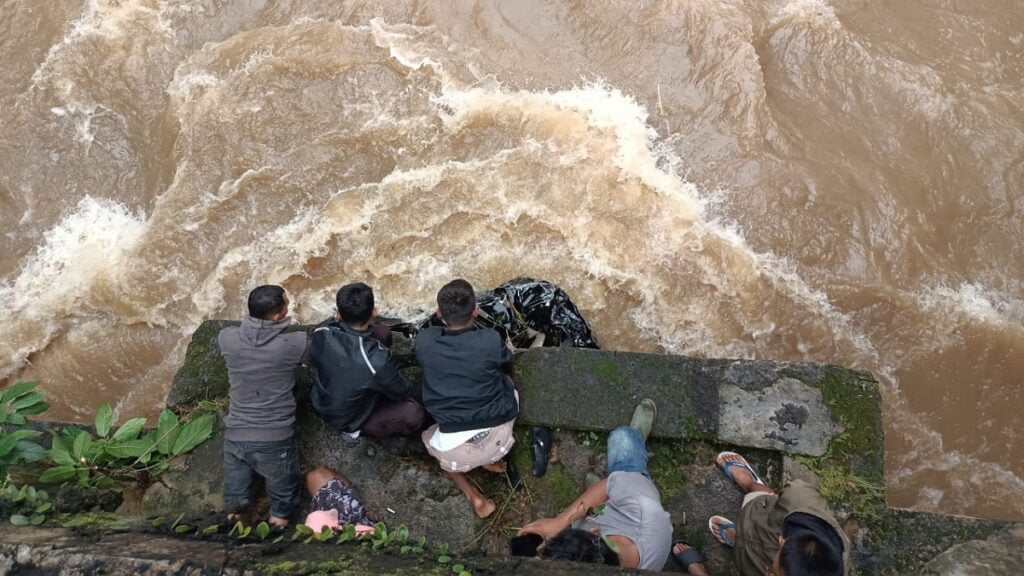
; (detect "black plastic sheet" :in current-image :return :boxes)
[414,277,599,349]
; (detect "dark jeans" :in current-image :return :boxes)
[361,398,427,437]
[223,438,299,520]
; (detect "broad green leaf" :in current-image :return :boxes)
[10,392,44,413]
[229,521,244,536]
[295,524,313,536]
[15,440,48,463]
[437,555,451,564]
[94,404,114,438]
[38,465,76,484]
[396,524,409,544]
[34,502,52,514]
[49,430,73,454]
[202,524,219,536]
[400,545,411,554]
[155,409,179,455]
[110,417,147,442]
[72,431,91,460]
[151,516,166,527]
[170,414,214,456]
[256,522,270,540]
[104,436,156,459]
[240,526,251,538]
[49,445,75,467]
[1,381,38,404]
[6,413,25,426]
[26,486,36,501]
[372,538,385,549]
[174,524,192,534]
[452,564,465,573]
[459,572,472,576]
[30,514,44,526]
[0,429,41,458]
[76,468,90,487]
[17,401,50,416]
[9,514,29,526]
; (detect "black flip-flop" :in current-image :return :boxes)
[504,454,523,492]
[672,540,706,572]
[531,426,552,477]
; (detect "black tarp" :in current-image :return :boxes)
[412,278,599,349]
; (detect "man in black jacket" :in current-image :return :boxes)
[310,283,425,438]
[417,279,518,518]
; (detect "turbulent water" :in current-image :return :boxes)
[1,0,1022,521]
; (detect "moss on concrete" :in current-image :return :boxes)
[168,320,235,407]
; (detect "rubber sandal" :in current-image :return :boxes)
[504,455,523,492]
[671,540,706,571]
[531,426,551,477]
[716,451,765,486]
[709,515,736,548]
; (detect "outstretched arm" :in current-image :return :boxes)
[518,477,609,540]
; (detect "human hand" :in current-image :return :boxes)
[517,517,563,540]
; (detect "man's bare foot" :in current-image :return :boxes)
[482,461,507,474]
[268,515,289,528]
[226,513,241,523]
[472,497,496,519]
[672,542,710,576]
[716,451,771,494]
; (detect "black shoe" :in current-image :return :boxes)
[531,426,552,477]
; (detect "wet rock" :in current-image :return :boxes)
[921,527,1024,575]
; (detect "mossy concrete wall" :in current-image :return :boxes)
[132,320,1018,575]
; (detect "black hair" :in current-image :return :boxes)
[436,279,476,326]
[540,528,602,564]
[336,283,375,325]
[247,285,287,320]
[779,530,843,576]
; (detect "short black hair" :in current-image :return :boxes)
[540,528,602,564]
[336,283,375,325]
[248,285,287,320]
[436,279,476,326]
[779,530,843,576]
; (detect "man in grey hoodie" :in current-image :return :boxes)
[218,285,308,527]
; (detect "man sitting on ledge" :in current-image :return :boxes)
[417,279,519,519]
[309,282,425,439]
[709,451,850,576]
[218,285,307,528]
[518,399,709,574]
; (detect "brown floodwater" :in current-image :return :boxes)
[1,0,1021,521]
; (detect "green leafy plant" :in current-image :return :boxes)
[40,405,214,488]
[0,381,50,480]
[291,523,313,542]
[4,482,50,526]
[437,542,452,564]
[255,521,270,540]
[336,524,357,544]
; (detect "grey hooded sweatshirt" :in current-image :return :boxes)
[218,316,308,442]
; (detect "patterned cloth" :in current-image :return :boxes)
[310,479,373,526]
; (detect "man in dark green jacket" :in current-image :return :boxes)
[709,451,851,576]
